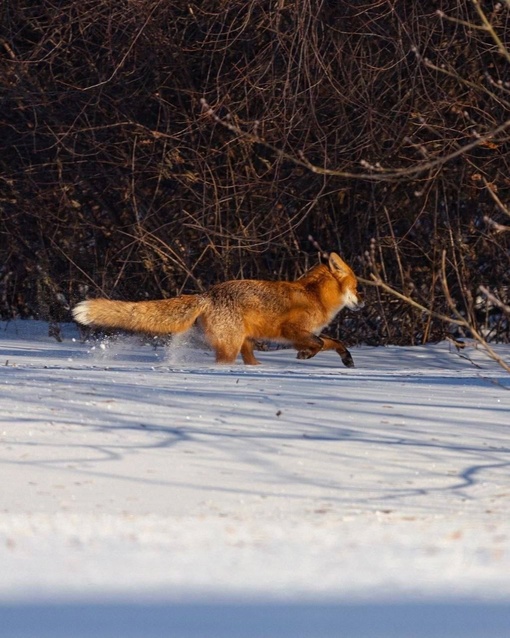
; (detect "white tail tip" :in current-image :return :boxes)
[72,301,92,325]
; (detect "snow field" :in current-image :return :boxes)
[0,321,509,636]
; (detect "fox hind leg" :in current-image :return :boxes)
[214,338,261,366]
[205,330,244,363]
[211,340,241,364]
[199,313,240,364]
[240,339,261,365]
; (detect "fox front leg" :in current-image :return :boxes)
[318,335,354,367]
[297,334,355,368]
[281,326,324,361]
[240,338,261,365]
[294,335,324,360]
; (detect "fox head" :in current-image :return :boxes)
[328,252,364,311]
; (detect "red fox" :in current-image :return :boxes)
[72,252,363,367]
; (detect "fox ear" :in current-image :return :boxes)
[328,252,350,276]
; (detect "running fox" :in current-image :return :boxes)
[72,252,363,367]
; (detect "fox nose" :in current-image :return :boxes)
[352,299,364,311]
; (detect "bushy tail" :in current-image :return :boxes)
[72,295,209,335]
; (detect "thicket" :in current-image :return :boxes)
[1,0,509,345]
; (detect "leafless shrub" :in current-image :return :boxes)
[0,0,509,349]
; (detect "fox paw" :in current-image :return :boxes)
[296,349,314,360]
[341,352,355,368]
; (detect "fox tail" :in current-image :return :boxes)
[72,295,209,335]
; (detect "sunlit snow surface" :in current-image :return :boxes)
[1,321,509,637]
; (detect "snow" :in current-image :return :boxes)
[1,320,509,636]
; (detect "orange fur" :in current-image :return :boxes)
[72,252,363,366]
